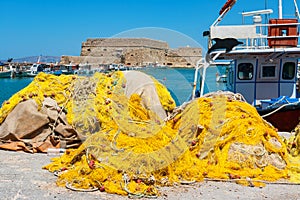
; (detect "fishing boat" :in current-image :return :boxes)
[0,64,11,78]
[194,0,300,132]
[26,63,45,77]
[0,70,11,78]
[10,65,28,78]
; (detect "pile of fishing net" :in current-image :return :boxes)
[0,71,175,152]
[0,73,82,152]
[284,124,300,183]
[0,71,299,198]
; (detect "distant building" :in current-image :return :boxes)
[60,38,202,68]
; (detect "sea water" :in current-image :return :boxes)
[141,67,226,105]
[0,77,34,105]
[0,67,226,106]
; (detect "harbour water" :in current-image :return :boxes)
[0,67,225,106]
[0,77,34,105]
[141,67,226,105]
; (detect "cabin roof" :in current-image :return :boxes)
[209,47,300,60]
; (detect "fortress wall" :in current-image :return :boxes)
[62,38,202,68]
[82,38,169,49]
[123,48,167,66]
[173,47,202,57]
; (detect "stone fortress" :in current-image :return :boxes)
[60,38,202,68]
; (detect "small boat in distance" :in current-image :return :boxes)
[26,55,44,77]
[0,70,11,78]
[27,63,45,77]
[10,65,28,78]
[0,63,11,78]
[194,0,300,132]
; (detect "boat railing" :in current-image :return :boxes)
[209,21,300,50]
[192,51,225,99]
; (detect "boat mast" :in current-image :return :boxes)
[278,0,300,19]
[212,0,237,26]
[37,55,41,63]
[279,0,283,18]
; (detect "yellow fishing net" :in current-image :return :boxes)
[0,73,74,125]
[0,72,299,198]
[285,125,300,183]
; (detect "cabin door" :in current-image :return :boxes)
[279,58,297,98]
[255,59,280,102]
[234,60,256,104]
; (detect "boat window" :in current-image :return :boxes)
[280,29,288,36]
[262,66,276,78]
[238,63,253,80]
[282,62,295,80]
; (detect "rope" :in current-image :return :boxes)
[165,101,190,121]
[110,129,124,153]
[50,80,75,136]
[179,180,196,185]
[122,174,145,198]
[261,101,300,118]
[121,173,158,199]
[72,76,100,136]
[265,96,286,110]
[65,182,99,192]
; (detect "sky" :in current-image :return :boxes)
[0,0,298,60]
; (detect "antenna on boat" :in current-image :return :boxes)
[293,0,300,19]
[279,0,300,19]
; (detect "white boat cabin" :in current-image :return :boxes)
[225,53,298,106]
[203,4,300,107]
